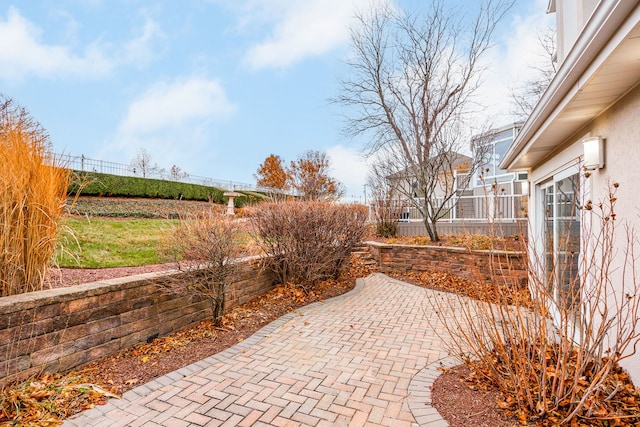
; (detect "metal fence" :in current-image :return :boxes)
[55,153,281,193]
[369,194,528,237]
[409,194,525,222]
[373,194,527,223]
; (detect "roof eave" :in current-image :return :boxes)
[501,1,640,171]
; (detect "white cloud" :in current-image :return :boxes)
[122,18,165,68]
[241,0,390,70]
[475,0,556,123]
[119,77,237,135]
[100,77,236,169]
[0,6,166,81]
[326,145,372,201]
[0,6,111,80]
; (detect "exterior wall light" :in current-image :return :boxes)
[583,136,605,170]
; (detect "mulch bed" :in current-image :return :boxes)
[432,364,530,427]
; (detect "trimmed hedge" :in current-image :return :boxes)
[68,171,263,207]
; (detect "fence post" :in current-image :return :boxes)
[511,181,516,221]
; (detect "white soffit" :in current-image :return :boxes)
[507,10,640,170]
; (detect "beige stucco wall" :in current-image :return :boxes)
[528,83,640,385]
[588,84,640,221]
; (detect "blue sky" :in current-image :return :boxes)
[1,0,553,200]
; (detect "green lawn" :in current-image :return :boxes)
[55,217,178,268]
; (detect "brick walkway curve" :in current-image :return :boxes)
[64,274,456,427]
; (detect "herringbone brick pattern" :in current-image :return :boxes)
[64,274,455,426]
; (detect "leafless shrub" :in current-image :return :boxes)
[432,182,640,424]
[366,161,404,238]
[160,210,244,326]
[248,201,368,290]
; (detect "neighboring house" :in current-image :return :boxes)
[386,151,472,200]
[385,151,472,223]
[473,122,527,196]
[386,123,528,235]
[500,0,640,384]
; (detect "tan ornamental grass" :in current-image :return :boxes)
[0,97,71,296]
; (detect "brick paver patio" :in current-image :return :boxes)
[64,273,457,427]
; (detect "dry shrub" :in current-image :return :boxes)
[160,210,244,326]
[0,97,71,296]
[248,201,368,290]
[433,183,640,425]
[371,197,402,238]
[367,159,404,238]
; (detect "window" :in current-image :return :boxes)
[475,129,517,186]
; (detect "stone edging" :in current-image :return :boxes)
[408,355,459,426]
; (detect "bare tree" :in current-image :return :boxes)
[130,148,156,178]
[336,1,512,241]
[287,150,344,201]
[169,164,188,181]
[510,27,557,120]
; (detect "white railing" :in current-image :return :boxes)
[54,153,285,193]
[374,194,526,223]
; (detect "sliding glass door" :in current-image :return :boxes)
[540,170,581,310]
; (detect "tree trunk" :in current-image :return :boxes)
[209,298,221,327]
[212,280,226,327]
[420,198,440,242]
[423,217,439,242]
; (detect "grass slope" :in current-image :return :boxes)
[55,217,177,268]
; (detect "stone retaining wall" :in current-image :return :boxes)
[0,257,274,385]
[366,241,528,287]
[1,246,527,386]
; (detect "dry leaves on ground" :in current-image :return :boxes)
[0,374,120,426]
[392,270,531,307]
[468,348,640,426]
[378,233,525,252]
[432,365,533,427]
[391,267,639,426]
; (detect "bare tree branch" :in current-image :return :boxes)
[130,148,158,178]
[336,0,513,241]
[510,27,557,120]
